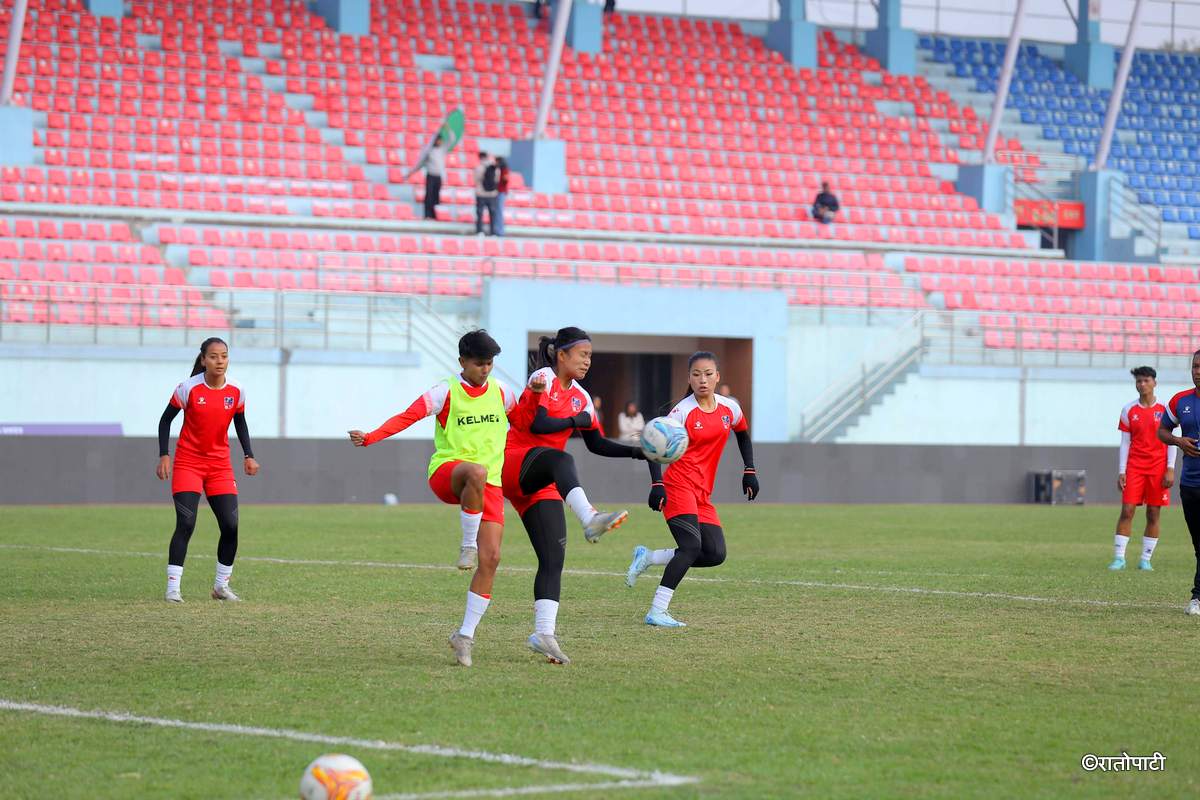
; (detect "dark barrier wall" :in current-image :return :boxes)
[0,437,1124,505]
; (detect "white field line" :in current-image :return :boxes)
[376,780,683,800]
[0,700,697,797]
[0,543,1178,611]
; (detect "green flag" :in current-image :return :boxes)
[405,108,465,179]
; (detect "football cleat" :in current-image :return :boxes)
[1138,558,1154,571]
[625,545,650,588]
[211,584,241,601]
[1107,557,1126,571]
[644,609,687,628]
[1187,599,1200,616]
[448,632,474,667]
[457,546,478,571]
[165,590,183,603]
[527,633,571,664]
[583,509,628,543]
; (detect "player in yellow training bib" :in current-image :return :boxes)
[349,330,540,666]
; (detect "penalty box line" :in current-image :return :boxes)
[0,542,1177,611]
[0,700,697,798]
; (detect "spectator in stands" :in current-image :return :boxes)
[572,394,606,439]
[533,0,547,19]
[811,181,840,224]
[604,0,616,15]
[494,156,510,236]
[422,135,448,221]
[618,401,645,444]
[474,152,499,236]
[719,383,736,402]
[592,395,607,436]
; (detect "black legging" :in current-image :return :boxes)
[521,500,568,602]
[660,513,726,590]
[168,492,239,567]
[1180,486,1200,600]
[515,448,586,603]
[517,446,582,497]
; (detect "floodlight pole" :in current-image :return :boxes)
[982,0,1029,164]
[531,0,573,140]
[1094,0,1147,171]
[0,0,30,106]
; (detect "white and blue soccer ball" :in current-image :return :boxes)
[640,416,689,464]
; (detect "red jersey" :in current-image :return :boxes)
[170,374,245,461]
[1119,399,1169,474]
[361,377,524,445]
[505,366,598,452]
[663,394,747,493]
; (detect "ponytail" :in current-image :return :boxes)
[533,335,555,373]
[191,337,227,376]
[531,326,590,373]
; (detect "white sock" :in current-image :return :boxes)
[650,585,674,614]
[563,486,596,526]
[214,561,233,588]
[166,564,183,594]
[1141,536,1159,562]
[458,591,491,638]
[533,598,559,636]
[1114,534,1129,559]
[650,548,674,566]
[460,509,482,549]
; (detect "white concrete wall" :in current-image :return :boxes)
[839,366,1195,446]
[0,346,444,440]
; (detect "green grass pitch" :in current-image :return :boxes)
[1,503,1198,799]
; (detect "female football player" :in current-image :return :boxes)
[504,326,647,664]
[349,330,538,666]
[624,351,759,627]
[157,337,259,603]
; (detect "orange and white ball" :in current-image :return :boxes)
[299,754,373,800]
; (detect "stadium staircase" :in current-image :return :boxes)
[917,35,1200,262]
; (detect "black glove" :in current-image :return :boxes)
[631,446,647,460]
[648,482,666,512]
[742,468,759,501]
[570,412,592,429]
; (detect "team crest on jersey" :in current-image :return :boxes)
[571,397,583,412]
[1155,411,1163,422]
[224,396,234,409]
[721,414,731,428]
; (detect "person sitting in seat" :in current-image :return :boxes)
[812,181,840,224]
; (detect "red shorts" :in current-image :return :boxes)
[501,445,562,518]
[1123,470,1171,507]
[428,460,504,524]
[172,458,237,496]
[663,480,720,526]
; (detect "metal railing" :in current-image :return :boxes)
[1111,179,1163,256]
[0,280,472,354]
[998,150,1083,251]
[802,0,1200,49]
[798,311,925,441]
[919,308,1196,367]
[797,304,1197,439]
